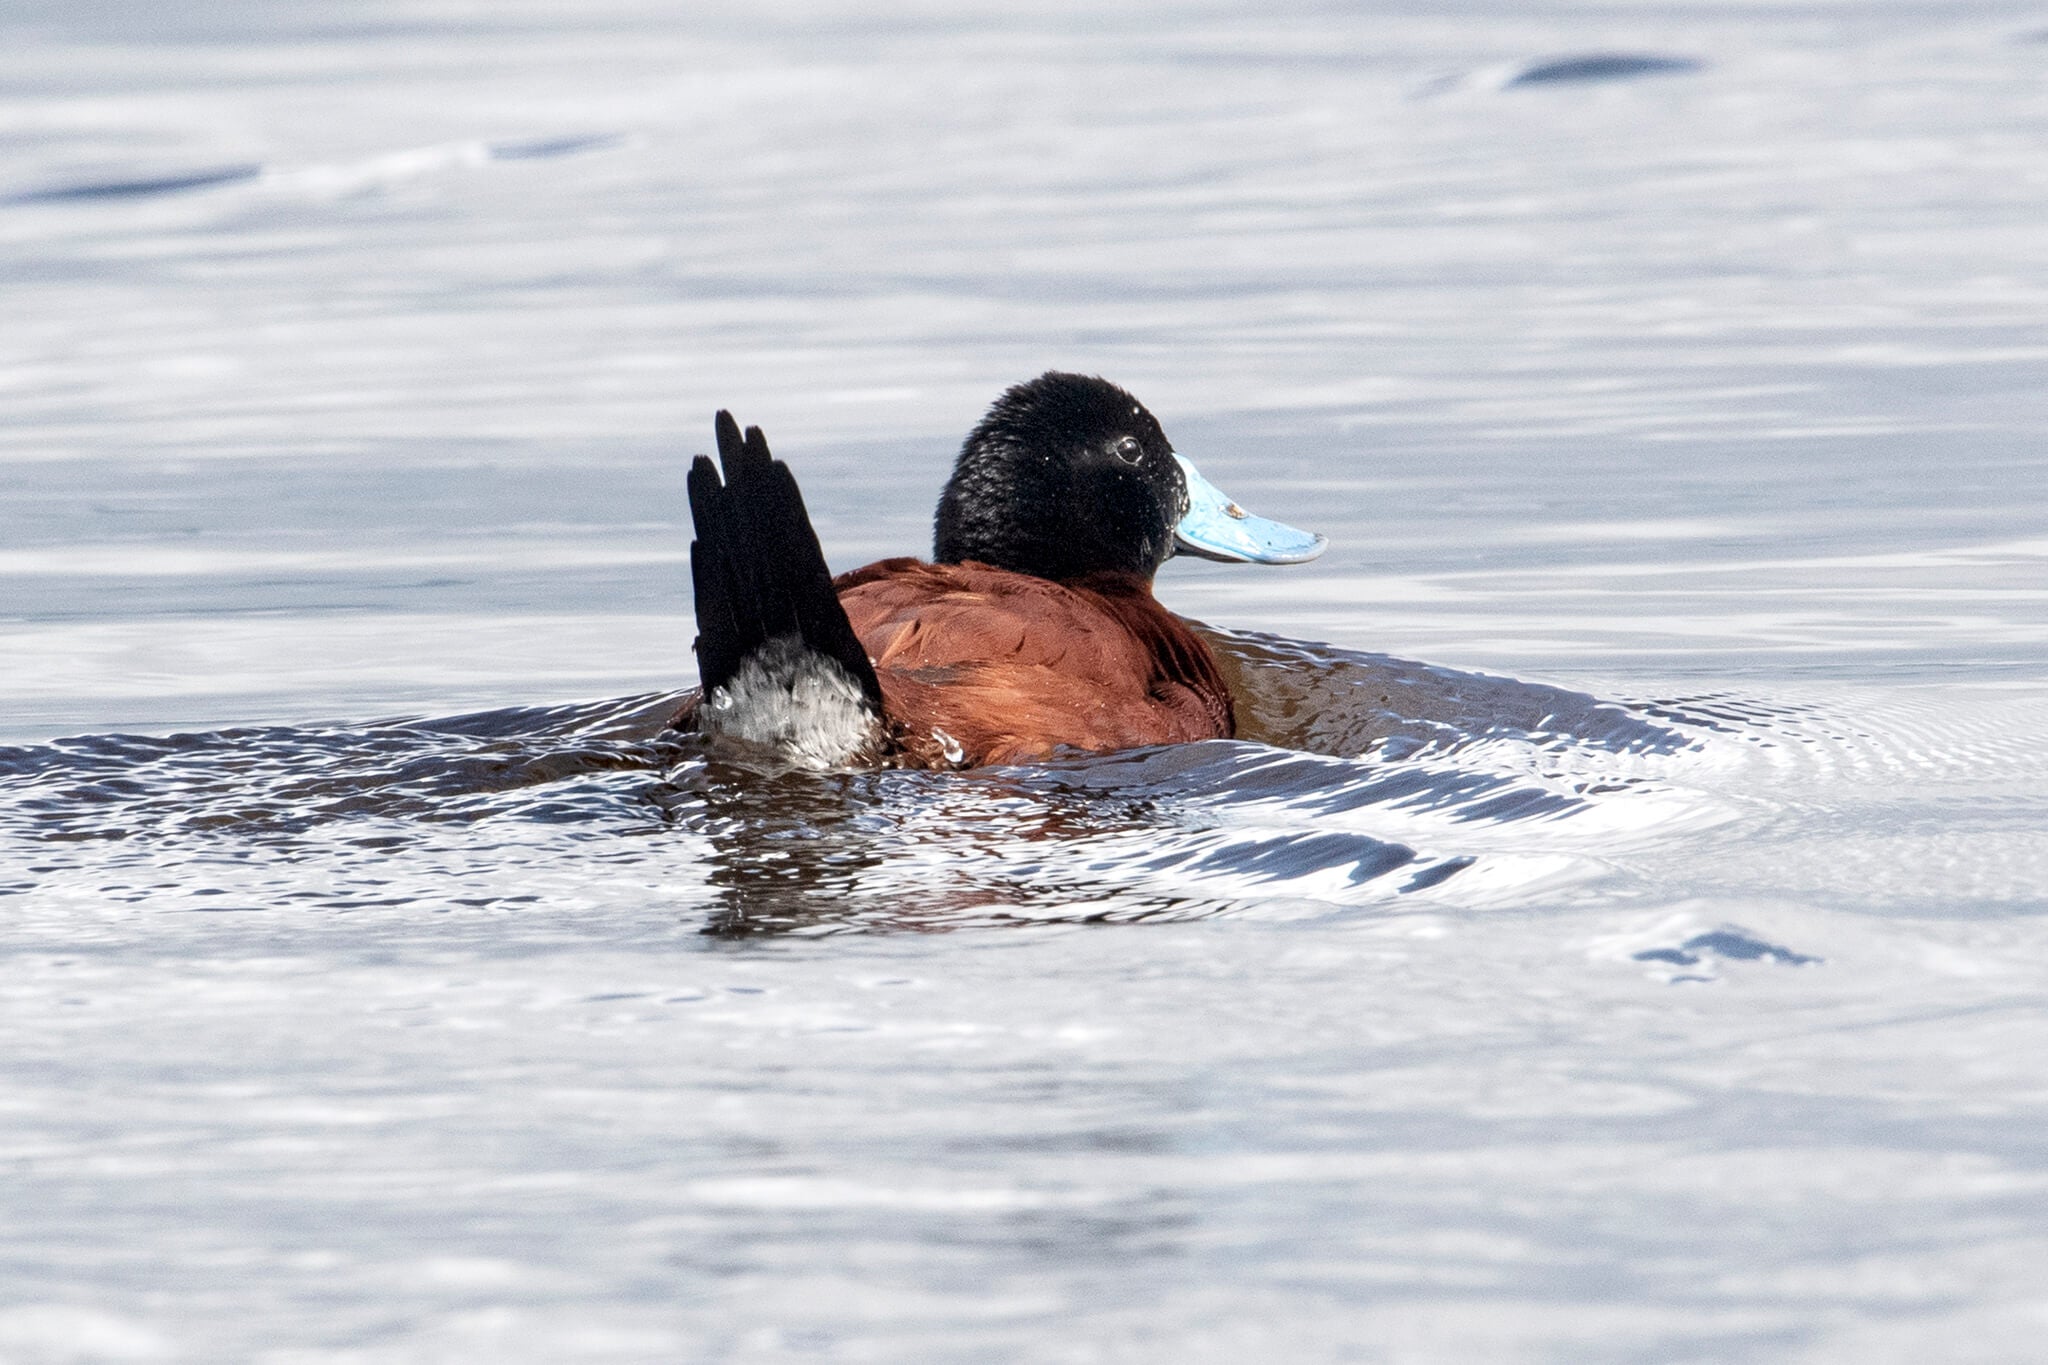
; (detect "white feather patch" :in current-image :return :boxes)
[699,636,882,770]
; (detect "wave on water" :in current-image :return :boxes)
[3,164,264,204]
[1,134,624,206]
[0,631,1798,936]
[1503,53,1705,88]
[1413,49,1705,98]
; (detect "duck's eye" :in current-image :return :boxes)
[1111,435,1144,466]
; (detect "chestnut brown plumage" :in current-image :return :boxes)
[832,558,1232,767]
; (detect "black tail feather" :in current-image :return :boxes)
[687,412,885,715]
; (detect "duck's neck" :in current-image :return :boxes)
[1058,567,1160,599]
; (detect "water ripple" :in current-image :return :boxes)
[28,637,2035,933]
[0,633,1762,933]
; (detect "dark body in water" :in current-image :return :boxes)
[673,372,1324,770]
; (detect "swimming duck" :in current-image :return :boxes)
[673,371,1325,769]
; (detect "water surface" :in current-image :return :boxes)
[5,2,2048,1360]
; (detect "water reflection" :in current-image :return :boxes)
[657,759,902,937]
[659,754,1221,936]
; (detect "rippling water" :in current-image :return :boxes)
[6,1,2048,1360]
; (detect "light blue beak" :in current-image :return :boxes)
[1171,455,1328,564]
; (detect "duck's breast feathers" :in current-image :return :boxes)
[831,559,1233,766]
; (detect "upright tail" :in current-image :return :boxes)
[686,412,886,767]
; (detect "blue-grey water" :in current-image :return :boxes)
[5,2,2048,1361]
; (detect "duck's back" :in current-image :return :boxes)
[835,558,1234,767]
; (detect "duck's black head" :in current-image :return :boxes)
[933,372,1187,582]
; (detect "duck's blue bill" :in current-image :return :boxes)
[1172,455,1329,564]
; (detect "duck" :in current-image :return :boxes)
[672,371,1325,769]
